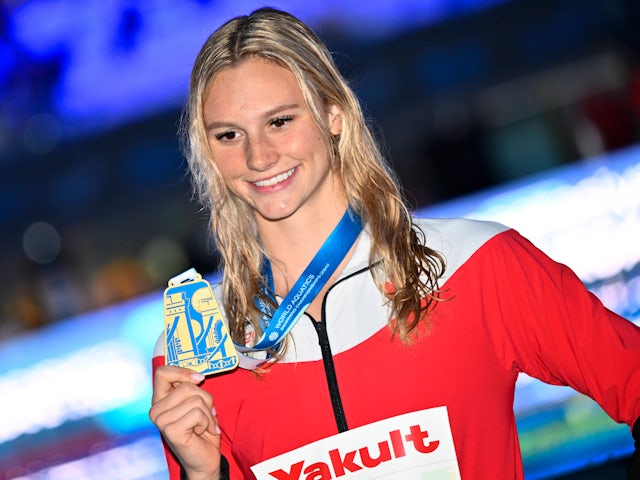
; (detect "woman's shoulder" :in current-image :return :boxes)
[413,217,511,283]
[415,217,510,249]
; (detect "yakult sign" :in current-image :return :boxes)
[251,407,461,480]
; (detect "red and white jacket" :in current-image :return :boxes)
[153,218,640,479]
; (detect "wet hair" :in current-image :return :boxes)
[182,7,445,352]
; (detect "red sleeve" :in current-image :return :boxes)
[483,230,640,426]
[151,355,245,480]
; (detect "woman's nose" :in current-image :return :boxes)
[246,137,277,171]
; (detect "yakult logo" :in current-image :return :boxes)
[252,407,461,480]
[269,424,439,479]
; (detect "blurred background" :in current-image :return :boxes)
[1,0,639,478]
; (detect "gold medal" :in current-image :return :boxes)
[163,268,238,375]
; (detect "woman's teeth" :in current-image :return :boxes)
[253,168,295,187]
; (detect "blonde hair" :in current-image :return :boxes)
[183,7,445,351]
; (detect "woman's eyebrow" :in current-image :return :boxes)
[262,103,302,118]
[205,103,303,131]
[205,120,235,131]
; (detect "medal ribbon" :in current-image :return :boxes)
[236,208,362,354]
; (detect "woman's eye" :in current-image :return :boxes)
[215,130,237,141]
[270,115,293,128]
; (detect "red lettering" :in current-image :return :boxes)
[329,448,362,476]
[303,462,332,480]
[269,420,443,480]
[389,429,406,458]
[359,441,392,467]
[269,460,304,480]
[405,424,439,454]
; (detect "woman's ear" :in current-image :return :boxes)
[327,104,343,136]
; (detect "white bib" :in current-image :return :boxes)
[251,407,461,480]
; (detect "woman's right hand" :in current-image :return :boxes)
[149,365,222,480]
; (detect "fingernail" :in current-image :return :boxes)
[191,372,205,382]
[215,424,221,435]
[211,406,217,416]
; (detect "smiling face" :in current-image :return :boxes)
[202,57,344,226]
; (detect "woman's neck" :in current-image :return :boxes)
[256,198,350,294]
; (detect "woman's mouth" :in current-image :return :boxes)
[252,167,296,187]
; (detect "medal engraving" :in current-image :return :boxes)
[164,268,238,375]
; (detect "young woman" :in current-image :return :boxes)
[149,8,640,480]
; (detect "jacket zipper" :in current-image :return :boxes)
[308,265,373,434]
[311,316,349,432]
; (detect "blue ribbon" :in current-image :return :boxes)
[236,208,362,353]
